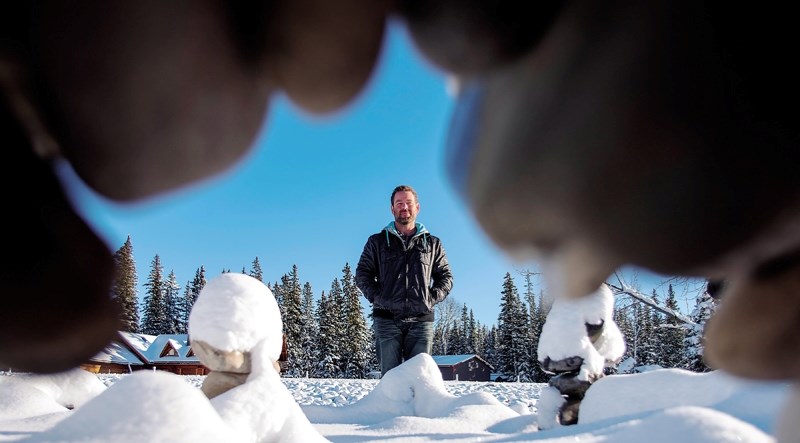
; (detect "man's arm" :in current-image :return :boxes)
[355,237,380,304]
[430,239,453,303]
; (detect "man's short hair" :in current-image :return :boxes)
[390,185,418,205]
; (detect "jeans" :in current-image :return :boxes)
[373,316,434,377]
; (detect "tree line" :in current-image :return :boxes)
[110,237,718,381]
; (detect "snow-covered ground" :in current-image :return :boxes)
[0,273,794,442]
[0,364,792,442]
[93,373,546,411]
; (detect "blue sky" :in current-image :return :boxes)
[61,20,686,327]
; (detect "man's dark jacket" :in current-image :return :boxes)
[356,222,453,321]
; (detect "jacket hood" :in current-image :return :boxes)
[383,222,430,250]
[383,221,428,237]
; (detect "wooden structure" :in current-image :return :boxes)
[431,354,494,381]
[82,332,210,375]
[277,334,289,372]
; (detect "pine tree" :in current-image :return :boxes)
[659,284,687,368]
[685,282,720,372]
[649,308,664,365]
[250,257,264,282]
[483,325,499,372]
[632,296,654,366]
[443,304,467,355]
[180,285,193,333]
[474,323,488,359]
[613,286,672,372]
[447,324,463,354]
[520,270,547,382]
[272,279,285,317]
[141,255,166,335]
[182,266,206,329]
[637,295,659,366]
[314,290,331,377]
[194,266,207,296]
[329,275,351,377]
[110,235,139,332]
[296,282,319,377]
[467,309,479,355]
[162,270,182,334]
[281,265,304,376]
[457,304,471,354]
[529,292,549,382]
[496,272,531,381]
[340,263,372,378]
[432,323,448,356]
[316,283,343,377]
[613,303,636,372]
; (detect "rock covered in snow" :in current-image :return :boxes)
[189,272,283,365]
[201,371,250,400]
[188,273,284,398]
[536,283,626,426]
[182,272,328,441]
[210,340,328,443]
[537,284,625,381]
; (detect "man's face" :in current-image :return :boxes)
[391,191,419,226]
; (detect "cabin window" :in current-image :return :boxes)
[160,345,179,357]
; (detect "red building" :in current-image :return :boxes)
[431,355,494,381]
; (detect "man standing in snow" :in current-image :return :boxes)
[356,185,454,377]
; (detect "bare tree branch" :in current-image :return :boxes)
[606,282,698,327]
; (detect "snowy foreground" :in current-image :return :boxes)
[0,360,792,443]
[0,273,795,442]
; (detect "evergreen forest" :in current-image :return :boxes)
[110,237,718,381]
